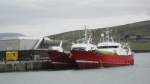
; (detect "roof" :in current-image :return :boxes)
[0,36,41,40]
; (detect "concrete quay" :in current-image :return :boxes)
[0,60,49,72]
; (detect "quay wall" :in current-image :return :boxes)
[0,61,49,72]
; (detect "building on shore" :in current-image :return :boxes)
[0,36,52,51]
[0,36,52,61]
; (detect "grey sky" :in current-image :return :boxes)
[0,0,150,36]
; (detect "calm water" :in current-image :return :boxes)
[0,53,150,84]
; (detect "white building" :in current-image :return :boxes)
[0,36,51,51]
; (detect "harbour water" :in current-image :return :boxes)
[0,53,150,84]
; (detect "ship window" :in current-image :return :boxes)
[98,46,118,49]
[72,47,86,51]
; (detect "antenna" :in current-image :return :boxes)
[87,35,92,43]
[105,27,110,42]
[84,25,87,42]
[101,33,104,42]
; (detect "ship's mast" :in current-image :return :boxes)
[105,28,114,42]
[100,33,104,42]
[84,25,88,43]
[106,28,110,42]
[59,41,62,48]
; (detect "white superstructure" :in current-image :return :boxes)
[71,26,97,51]
[97,29,132,55]
[48,41,63,52]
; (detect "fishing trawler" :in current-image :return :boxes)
[48,41,76,69]
[70,26,100,69]
[96,29,134,67]
[71,27,134,69]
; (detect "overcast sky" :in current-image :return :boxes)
[0,0,150,36]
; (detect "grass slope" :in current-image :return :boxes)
[48,20,150,51]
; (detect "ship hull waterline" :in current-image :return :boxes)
[71,50,134,69]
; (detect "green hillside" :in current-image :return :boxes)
[48,20,150,52]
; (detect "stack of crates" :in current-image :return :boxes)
[6,51,18,61]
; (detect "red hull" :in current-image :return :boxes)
[71,50,102,69]
[71,50,134,69]
[100,55,134,67]
[48,50,77,69]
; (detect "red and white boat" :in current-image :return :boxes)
[97,30,134,67]
[70,26,100,69]
[71,28,134,69]
[48,41,76,69]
